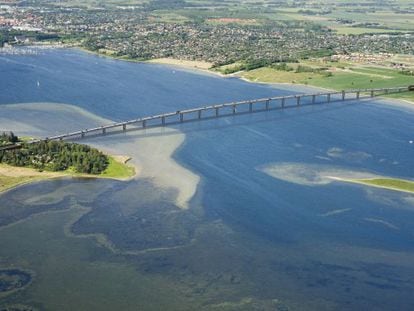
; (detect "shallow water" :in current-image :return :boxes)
[1,48,414,310]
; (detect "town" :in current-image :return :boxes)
[1,0,413,68]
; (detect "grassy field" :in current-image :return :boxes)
[101,156,135,179]
[240,63,414,101]
[259,5,414,33]
[242,67,321,84]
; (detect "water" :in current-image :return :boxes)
[1,48,414,310]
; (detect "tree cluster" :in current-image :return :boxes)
[0,132,19,146]
[0,140,109,174]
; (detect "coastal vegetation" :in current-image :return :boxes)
[100,156,135,179]
[352,178,414,193]
[0,132,135,194]
[330,175,414,194]
[0,135,109,174]
[0,131,18,146]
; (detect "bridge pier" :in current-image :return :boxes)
[215,107,219,117]
[327,93,331,103]
[266,99,270,110]
[281,98,285,108]
[312,95,316,104]
[371,90,374,97]
[232,105,237,114]
[296,96,301,106]
[161,117,165,126]
[342,91,345,100]
[249,102,253,112]
[180,113,184,122]
[198,110,202,119]
[356,91,360,99]
[122,124,126,131]
[142,120,146,128]
[102,128,106,134]
[81,132,85,138]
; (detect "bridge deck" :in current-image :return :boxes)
[27,86,411,143]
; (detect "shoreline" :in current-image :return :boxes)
[327,176,414,194]
[75,46,234,78]
[27,44,414,105]
[0,154,137,195]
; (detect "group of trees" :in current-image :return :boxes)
[0,132,19,146]
[0,140,109,174]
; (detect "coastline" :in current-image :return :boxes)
[0,154,137,195]
[327,176,414,194]
[31,45,414,105]
[75,46,231,78]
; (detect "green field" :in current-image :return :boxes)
[276,7,414,33]
[101,156,135,179]
[240,64,414,101]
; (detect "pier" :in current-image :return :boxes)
[29,86,411,142]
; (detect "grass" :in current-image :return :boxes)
[101,156,135,179]
[352,178,414,193]
[240,63,414,102]
[241,67,324,84]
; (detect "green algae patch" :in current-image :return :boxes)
[353,178,414,194]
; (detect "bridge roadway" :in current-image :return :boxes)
[33,86,411,143]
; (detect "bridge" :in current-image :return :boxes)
[18,85,413,143]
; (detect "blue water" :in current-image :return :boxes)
[1,48,414,310]
[0,48,294,120]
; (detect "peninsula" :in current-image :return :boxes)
[0,132,135,194]
[330,176,414,194]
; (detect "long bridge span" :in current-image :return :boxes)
[31,86,412,143]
